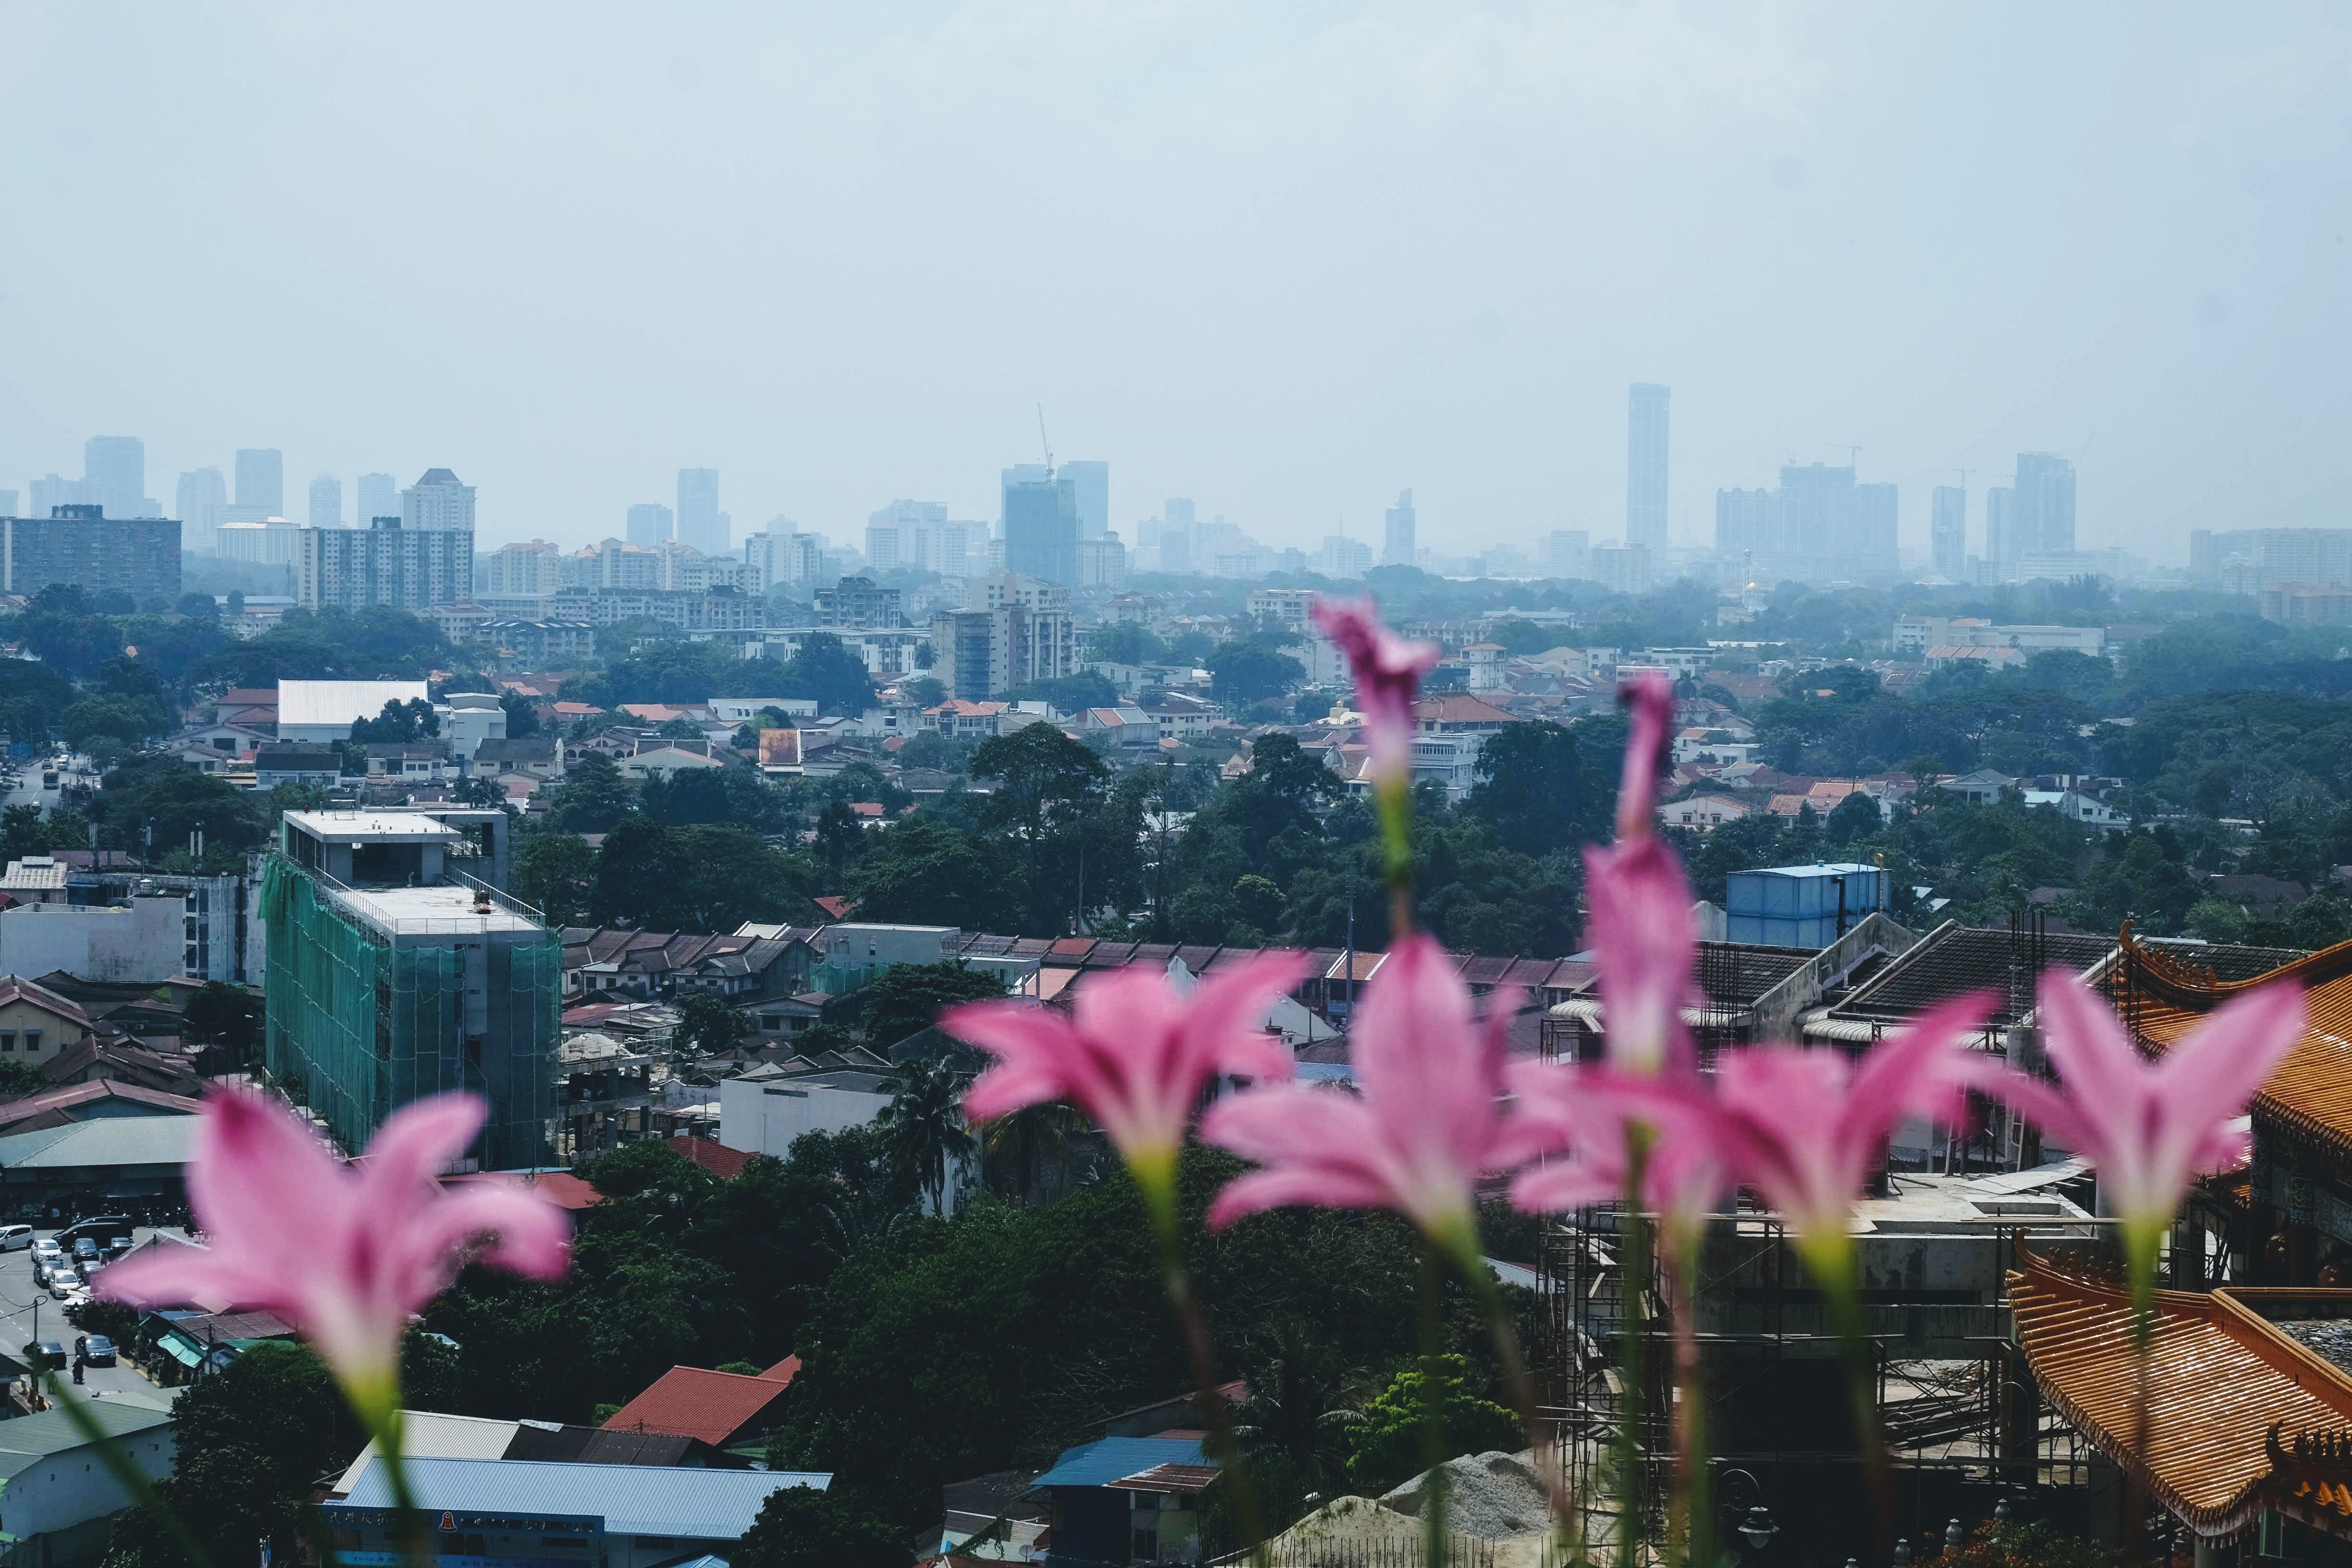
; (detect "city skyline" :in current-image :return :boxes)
[1,8,2346,562]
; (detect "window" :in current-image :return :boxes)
[25,1032,40,1054]
[0,1033,15,1053]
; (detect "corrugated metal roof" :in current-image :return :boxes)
[2011,1256,2352,1536]
[0,1115,200,1170]
[337,1456,828,1538]
[1033,1437,1209,1490]
[277,680,430,728]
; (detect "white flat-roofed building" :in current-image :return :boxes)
[276,679,430,744]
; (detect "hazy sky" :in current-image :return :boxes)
[3,2,2348,563]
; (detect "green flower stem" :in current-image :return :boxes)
[1802,1233,1894,1560]
[1418,1237,1451,1568]
[37,1373,214,1568]
[1139,1158,1266,1564]
[1617,1127,1654,1566]
[1375,776,1414,935]
[2123,1222,2163,1568]
[1670,1234,1713,1568]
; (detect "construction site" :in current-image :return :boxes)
[1530,915,2278,1562]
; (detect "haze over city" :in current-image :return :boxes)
[4,3,2349,563]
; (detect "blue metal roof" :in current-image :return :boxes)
[338,1456,828,1539]
[1735,862,1880,880]
[1033,1437,1209,1489]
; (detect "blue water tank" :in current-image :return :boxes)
[1724,862,1887,948]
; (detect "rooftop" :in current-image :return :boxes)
[0,1115,201,1171]
[284,810,463,845]
[325,882,543,938]
[600,1357,800,1447]
[0,1392,177,1478]
[277,679,429,728]
[335,1456,828,1539]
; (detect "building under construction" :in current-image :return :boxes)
[1529,916,2316,1562]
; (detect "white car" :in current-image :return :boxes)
[47,1273,81,1301]
[0,1226,32,1252]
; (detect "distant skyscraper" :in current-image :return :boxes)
[1544,530,1591,581]
[356,472,398,526]
[1383,490,1416,567]
[0,491,15,521]
[2013,453,2077,557]
[29,475,87,517]
[235,449,283,515]
[1985,487,2019,578]
[83,436,147,518]
[1059,461,1109,539]
[1850,483,1899,578]
[867,499,950,573]
[676,468,724,554]
[1003,469,1078,586]
[176,468,228,551]
[1627,384,1670,557]
[401,468,477,531]
[309,474,343,528]
[627,503,673,548]
[1931,486,1967,581]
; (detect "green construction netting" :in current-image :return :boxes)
[262,856,561,1169]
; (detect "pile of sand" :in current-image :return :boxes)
[1263,1494,1425,1553]
[1379,1451,1551,1541]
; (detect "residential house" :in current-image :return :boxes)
[467,737,564,782]
[1144,693,1218,744]
[1078,706,1157,748]
[1938,768,2019,805]
[930,699,1013,739]
[560,928,818,1005]
[0,858,68,906]
[1030,1435,1215,1568]
[2021,788,2128,831]
[1392,693,1521,800]
[1660,795,1752,832]
[362,744,446,784]
[209,687,279,729]
[254,747,344,791]
[600,1355,801,1450]
[620,746,725,782]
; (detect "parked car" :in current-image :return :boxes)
[31,1238,60,1263]
[0,1225,32,1252]
[73,1335,115,1367]
[19,1341,62,1371]
[70,1238,97,1262]
[48,1272,82,1300]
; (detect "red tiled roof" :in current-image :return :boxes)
[669,1134,753,1179]
[813,895,855,919]
[600,1363,798,1447]
[439,1170,602,1211]
[0,1079,201,1135]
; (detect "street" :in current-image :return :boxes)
[0,1228,196,1408]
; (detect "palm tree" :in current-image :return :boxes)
[874,1059,976,1215]
[980,1101,1095,1205]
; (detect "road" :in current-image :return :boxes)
[0,1228,196,1407]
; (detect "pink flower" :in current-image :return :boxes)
[99,1090,569,1421]
[1310,598,1439,796]
[1639,994,1994,1259]
[1969,971,2304,1244]
[1612,672,1676,843]
[1499,1062,1730,1234]
[1200,934,1510,1256]
[1580,674,1696,1075]
[946,952,1309,1193]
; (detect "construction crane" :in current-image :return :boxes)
[1036,404,1054,478]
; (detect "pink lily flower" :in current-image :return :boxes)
[1309,598,1439,800]
[1614,994,1993,1268]
[1200,934,1511,1260]
[98,1089,569,1427]
[945,951,1310,1202]
[1581,673,1695,1076]
[1498,1061,1730,1237]
[1969,971,2304,1253]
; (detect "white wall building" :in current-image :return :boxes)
[276,680,431,744]
[0,895,182,984]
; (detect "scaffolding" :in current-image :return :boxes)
[1532,1199,2139,1564]
[261,855,562,1169]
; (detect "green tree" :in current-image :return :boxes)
[183,981,262,1056]
[1004,671,1120,712]
[900,676,947,709]
[1825,789,1884,845]
[1206,638,1306,705]
[348,697,439,743]
[544,752,635,834]
[872,1059,976,1215]
[677,988,752,1056]
[592,821,810,931]
[513,832,599,926]
[1341,1353,1520,1495]
[501,692,542,737]
[858,960,1005,1050]
[972,724,1112,927]
[778,633,878,716]
[1465,720,1583,856]
[734,1486,910,1568]
[849,818,1024,931]
[89,755,269,854]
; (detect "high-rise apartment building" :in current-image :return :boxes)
[1627,384,1670,558]
[745,528,824,589]
[814,576,905,628]
[626,503,673,548]
[235,449,284,515]
[0,492,16,521]
[83,437,151,521]
[481,540,564,598]
[1383,490,1417,568]
[867,500,951,574]
[927,573,1078,699]
[267,809,555,1170]
[1931,486,1967,581]
[1004,469,1078,586]
[297,516,473,611]
[176,467,228,549]
[356,473,398,527]
[309,474,343,528]
[1544,530,1591,581]
[1589,543,1653,596]
[1059,461,1109,539]
[7,507,181,603]
[1319,536,1373,577]
[1076,534,1127,591]
[401,468,476,532]
[1715,463,1898,583]
[2013,453,2077,558]
[676,468,724,554]
[1985,487,2019,579]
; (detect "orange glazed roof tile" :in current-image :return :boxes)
[2010,1254,2352,1539]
